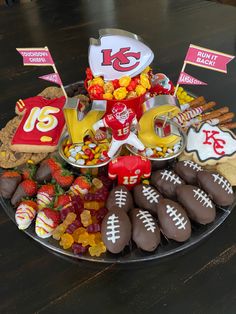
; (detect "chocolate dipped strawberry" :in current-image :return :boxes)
[35,208,60,238]
[15,200,38,230]
[52,169,74,189]
[35,158,61,183]
[37,184,55,210]
[11,179,37,207]
[0,170,21,199]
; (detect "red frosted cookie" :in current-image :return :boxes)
[11,96,66,153]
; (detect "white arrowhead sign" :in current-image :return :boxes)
[88,29,154,80]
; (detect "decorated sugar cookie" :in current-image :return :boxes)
[11,96,66,153]
[184,122,236,166]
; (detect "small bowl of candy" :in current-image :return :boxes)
[59,133,120,169]
[126,118,186,162]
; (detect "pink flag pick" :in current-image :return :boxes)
[39,73,62,86]
[184,44,235,73]
[16,48,54,66]
[177,71,207,85]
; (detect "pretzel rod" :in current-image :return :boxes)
[201,101,216,111]
[207,112,235,125]
[201,106,229,120]
[189,96,206,108]
[220,122,236,129]
[174,101,216,125]
[173,107,203,124]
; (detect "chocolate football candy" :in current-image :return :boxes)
[156,199,191,242]
[133,184,162,215]
[101,209,131,254]
[197,171,234,206]
[130,208,160,252]
[106,185,133,212]
[173,160,203,185]
[176,185,216,224]
[151,169,184,199]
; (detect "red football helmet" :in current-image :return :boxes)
[112,103,129,121]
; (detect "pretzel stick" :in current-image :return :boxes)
[220,122,236,129]
[201,106,229,120]
[201,101,216,111]
[174,101,216,124]
[189,96,206,108]
[207,112,235,125]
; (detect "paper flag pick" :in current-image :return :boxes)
[89,29,154,80]
[16,47,54,66]
[177,72,207,85]
[39,73,62,86]
[184,44,235,73]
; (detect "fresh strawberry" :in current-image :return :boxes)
[15,200,38,230]
[69,176,92,196]
[0,171,21,199]
[35,158,61,183]
[37,184,55,210]
[52,169,74,189]
[35,207,60,238]
[11,179,37,207]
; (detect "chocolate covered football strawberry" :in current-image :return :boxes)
[35,208,60,238]
[11,179,37,207]
[0,170,21,199]
[15,200,38,230]
[37,184,55,210]
[69,176,92,196]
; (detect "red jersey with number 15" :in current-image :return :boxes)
[103,109,135,140]
[108,155,151,189]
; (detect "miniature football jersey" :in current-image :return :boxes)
[103,109,135,141]
[108,155,151,189]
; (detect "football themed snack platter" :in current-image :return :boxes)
[0,29,235,263]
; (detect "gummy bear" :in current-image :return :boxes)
[77,232,96,247]
[66,220,83,234]
[88,241,106,257]
[72,243,89,254]
[59,233,74,249]
[80,210,92,227]
[92,178,103,189]
[94,232,102,244]
[72,227,87,242]
[84,201,105,210]
[87,224,101,233]
[52,224,67,240]
[64,212,77,225]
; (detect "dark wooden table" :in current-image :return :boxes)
[0,0,236,313]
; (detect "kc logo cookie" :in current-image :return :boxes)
[184,122,236,165]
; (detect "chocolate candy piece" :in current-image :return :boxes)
[174,160,203,185]
[151,170,184,199]
[197,171,234,206]
[106,185,133,212]
[133,184,162,216]
[130,208,160,252]
[176,185,216,224]
[156,199,191,242]
[101,209,131,254]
